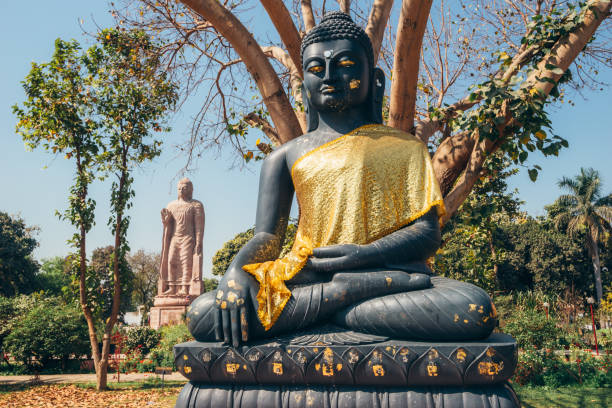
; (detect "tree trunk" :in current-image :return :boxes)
[301,0,316,32]
[388,0,433,132]
[180,0,301,144]
[75,153,103,389]
[589,230,604,303]
[365,0,394,65]
[260,0,303,78]
[96,358,109,391]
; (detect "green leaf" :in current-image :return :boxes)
[528,168,538,182]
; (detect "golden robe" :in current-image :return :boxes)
[243,124,445,330]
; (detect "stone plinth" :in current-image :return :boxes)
[149,295,197,329]
[173,325,520,407]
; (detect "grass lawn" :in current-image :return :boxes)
[515,385,611,408]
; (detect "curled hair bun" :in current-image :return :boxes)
[301,11,374,69]
[320,11,353,24]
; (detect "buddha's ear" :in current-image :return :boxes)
[369,68,385,124]
[301,83,319,132]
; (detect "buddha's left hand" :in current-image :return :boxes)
[305,243,377,273]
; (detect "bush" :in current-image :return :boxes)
[123,326,161,356]
[150,324,193,369]
[3,296,89,370]
[502,308,563,349]
[513,349,611,387]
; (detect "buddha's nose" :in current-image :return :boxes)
[323,60,334,82]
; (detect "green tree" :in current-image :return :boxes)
[497,217,593,294]
[127,249,160,325]
[36,256,71,297]
[85,246,134,322]
[13,36,102,384]
[13,29,177,390]
[0,212,39,296]
[212,228,254,276]
[212,223,297,277]
[434,155,522,291]
[552,168,612,302]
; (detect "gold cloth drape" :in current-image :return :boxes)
[244,124,446,330]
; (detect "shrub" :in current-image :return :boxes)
[123,326,161,356]
[3,297,89,370]
[150,323,193,369]
[502,308,562,349]
[513,349,612,387]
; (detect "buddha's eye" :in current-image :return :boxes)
[338,59,355,68]
[307,65,324,73]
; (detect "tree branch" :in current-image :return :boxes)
[243,112,281,145]
[180,0,302,144]
[525,0,612,95]
[301,0,316,32]
[388,0,433,132]
[260,0,304,78]
[365,0,394,65]
[338,0,351,13]
[262,46,307,132]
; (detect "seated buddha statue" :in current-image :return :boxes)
[187,12,496,348]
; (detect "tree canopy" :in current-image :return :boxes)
[0,212,39,296]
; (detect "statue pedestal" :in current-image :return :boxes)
[173,325,520,407]
[149,295,197,329]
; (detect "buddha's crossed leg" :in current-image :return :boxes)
[187,271,495,342]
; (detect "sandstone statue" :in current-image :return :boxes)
[159,178,205,296]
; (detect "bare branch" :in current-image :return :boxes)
[243,112,281,145]
[180,0,302,144]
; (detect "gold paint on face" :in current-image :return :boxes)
[338,60,355,68]
[349,79,361,89]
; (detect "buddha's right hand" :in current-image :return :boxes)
[213,271,253,347]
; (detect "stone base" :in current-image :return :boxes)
[173,325,517,387]
[175,382,520,408]
[149,305,189,329]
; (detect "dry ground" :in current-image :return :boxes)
[0,384,180,408]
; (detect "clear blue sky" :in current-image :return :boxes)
[1,2,611,279]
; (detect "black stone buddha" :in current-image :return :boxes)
[186,11,497,348]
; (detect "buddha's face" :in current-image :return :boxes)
[178,182,193,200]
[302,39,370,113]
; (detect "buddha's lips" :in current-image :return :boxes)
[320,86,336,94]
